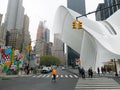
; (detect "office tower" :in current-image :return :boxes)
[67,0,86,15]
[0,14,4,45]
[4,0,25,51]
[22,15,31,52]
[95,3,106,21]
[35,21,50,55]
[96,0,120,20]
[52,34,66,65]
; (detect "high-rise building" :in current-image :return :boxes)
[96,0,120,20]
[4,0,25,51]
[35,21,50,55]
[4,0,24,32]
[0,14,4,45]
[0,14,2,24]
[95,3,106,21]
[22,15,31,52]
[35,22,44,54]
[52,34,66,65]
[67,0,86,15]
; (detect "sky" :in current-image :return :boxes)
[0,0,104,43]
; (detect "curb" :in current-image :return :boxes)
[0,75,32,78]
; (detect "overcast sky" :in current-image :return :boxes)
[0,0,104,42]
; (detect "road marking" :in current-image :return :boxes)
[69,75,73,78]
[46,75,50,78]
[75,78,120,90]
[51,75,53,78]
[33,75,36,77]
[74,75,78,78]
[56,75,59,78]
[37,75,42,77]
[61,75,63,78]
[42,75,46,77]
[65,75,68,78]
[32,74,80,79]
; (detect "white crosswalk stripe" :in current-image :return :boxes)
[42,75,46,77]
[56,75,59,78]
[46,75,50,78]
[61,75,63,78]
[75,78,120,90]
[69,75,73,78]
[32,74,79,79]
[65,75,68,78]
[33,75,36,77]
[74,75,78,78]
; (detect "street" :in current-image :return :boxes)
[0,67,79,90]
[0,67,120,90]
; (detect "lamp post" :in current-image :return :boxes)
[113,58,118,77]
[28,42,31,65]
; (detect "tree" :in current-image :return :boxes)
[40,55,61,66]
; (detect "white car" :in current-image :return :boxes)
[62,66,65,70]
[41,67,49,73]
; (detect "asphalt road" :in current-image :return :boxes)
[0,67,79,90]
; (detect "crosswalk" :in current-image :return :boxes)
[32,74,79,79]
[75,77,120,90]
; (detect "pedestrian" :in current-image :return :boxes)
[88,67,93,78]
[78,66,81,76]
[52,68,57,81]
[97,67,100,75]
[81,67,85,78]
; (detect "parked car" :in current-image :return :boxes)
[41,67,50,74]
[47,66,52,72]
[62,66,65,70]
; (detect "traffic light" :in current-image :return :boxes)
[78,21,82,29]
[72,20,77,29]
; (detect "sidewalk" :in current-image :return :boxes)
[67,67,120,78]
[0,72,32,78]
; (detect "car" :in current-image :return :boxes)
[41,67,50,74]
[62,66,65,70]
[47,66,52,72]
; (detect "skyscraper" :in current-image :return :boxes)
[4,0,25,51]
[52,34,66,65]
[67,0,86,15]
[4,0,24,32]
[22,15,31,52]
[0,14,4,45]
[96,0,120,20]
[95,3,106,21]
[35,21,50,55]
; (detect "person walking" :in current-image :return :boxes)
[78,66,81,77]
[52,68,57,81]
[97,67,100,75]
[88,67,93,78]
[81,67,85,78]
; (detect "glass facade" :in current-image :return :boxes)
[67,0,86,15]
[67,46,80,67]
[96,0,120,20]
